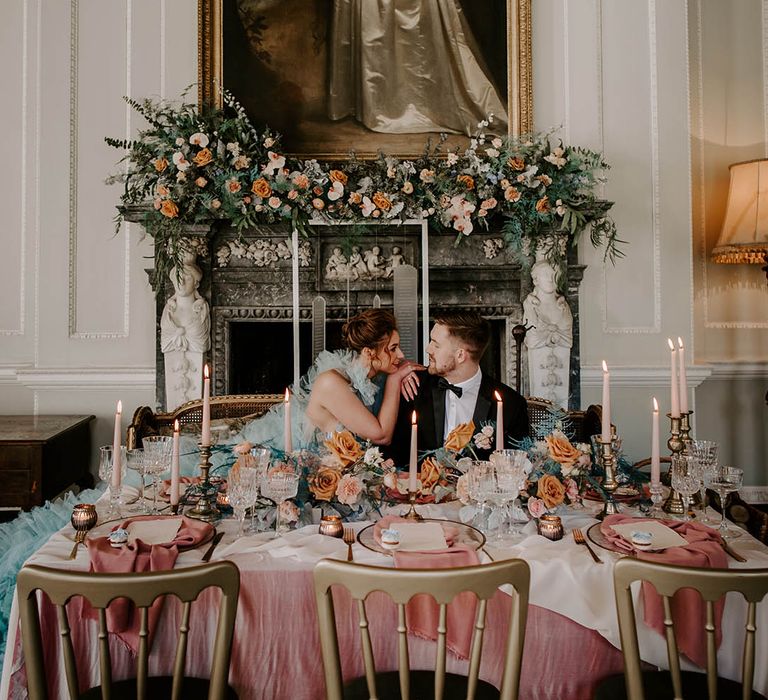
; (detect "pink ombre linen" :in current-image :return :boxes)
[86,516,213,652]
[601,514,728,668]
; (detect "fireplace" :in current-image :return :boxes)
[153,222,584,410]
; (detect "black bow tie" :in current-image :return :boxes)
[437,377,463,398]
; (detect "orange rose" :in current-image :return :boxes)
[372,191,392,211]
[153,157,168,172]
[193,148,213,167]
[160,200,178,218]
[535,196,551,213]
[251,177,272,198]
[507,156,525,171]
[444,421,475,453]
[348,191,362,205]
[329,169,348,185]
[419,456,442,491]
[504,186,521,202]
[456,174,475,190]
[537,474,566,509]
[310,467,341,501]
[545,432,583,472]
[324,430,364,467]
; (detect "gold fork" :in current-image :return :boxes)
[343,528,355,562]
[68,530,87,560]
[573,528,602,564]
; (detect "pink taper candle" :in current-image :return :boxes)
[651,397,660,487]
[600,361,611,441]
[284,389,292,454]
[668,339,680,418]
[494,390,504,451]
[409,411,418,492]
[202,364,211,446]
[111,400,122,490]
[677,337,688,414]
[171,419,180,507]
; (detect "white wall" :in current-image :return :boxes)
[0,0,765,483]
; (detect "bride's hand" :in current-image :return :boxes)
[390,360,424,401]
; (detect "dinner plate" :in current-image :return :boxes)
[87,516,216,551]
[581,485,643,503]
[586,521,684,554]
[357,518,485,556]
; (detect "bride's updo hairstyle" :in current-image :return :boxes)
[342,309,398,353]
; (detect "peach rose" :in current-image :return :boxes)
[504,186,521,202]
[310,467,341,501]
[401,181,414,194]
[292,173,310,189]
[160,200,178,218]
[535,196,551,213]
[227,179,241,193]
[527,496,548,518]
[348,191,362,205]
[508,156,525,171]
[251,178,272,198]
[537,474,566,509]
[480,197,497,210]
[233,155,250,170]
[193,148,213,167]
[336,473,363,505]
[312,198,325,210]
[195,177,207,188]
[456,174,475,190]
[211,198,221,209]
[444,421,475,453]
[372,191,392,211]
[153,157,168,172]
[329,169,348,185]
[324,430,364,467]
[565,478,580,501]
[279,499,299,523]
[419,456,442,491]
[545,431,583,472]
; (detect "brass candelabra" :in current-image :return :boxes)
[402,491,424,521]
[595,435,620,520]
[661,411,692,515]
[187,443,219,523]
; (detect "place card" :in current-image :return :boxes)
[395,522,448,551]
[127,517,183,545]
[610,521,687,551]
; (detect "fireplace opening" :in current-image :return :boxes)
[227,318,508,395]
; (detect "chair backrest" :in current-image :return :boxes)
[313,558,530,700]
[526,396,603,444]
[612,557,768,700]
[17,561,240,700]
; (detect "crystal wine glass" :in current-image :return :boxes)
[688,440,719,523]
[247,447,271,531]
[262,468,299,536]
[227,467,260,538]
[467,460,494,534]
[706,465,744,539]
[141,436,173,514]
[125,448,149,514]
[491,450,530,542]
[670,455,700,522]
[98,445,126,518]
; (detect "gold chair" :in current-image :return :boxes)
[594,557,768,700]
[313,558,530,700]
[526,396,603,444]
[17,561,240,700]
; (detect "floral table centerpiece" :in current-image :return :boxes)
[107,92,623,291]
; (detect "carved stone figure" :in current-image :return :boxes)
[347,246,367,280]
[364,245,386,278]
[385,245,405,277]
[325,246,349,280]
[523,258,573,408]
[161,242,210,409]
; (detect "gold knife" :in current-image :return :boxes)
[201,531,224,562]
[721,541,747,563]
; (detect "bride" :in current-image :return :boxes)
[233,309,423,453]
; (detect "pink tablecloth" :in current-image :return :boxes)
[10,566,624,700]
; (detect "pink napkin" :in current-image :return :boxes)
[373,515,459,547]
[376,517,479,659]
[86,516,214,652]
[601,514,728,668]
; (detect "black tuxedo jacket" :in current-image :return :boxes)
[387,371,530,467]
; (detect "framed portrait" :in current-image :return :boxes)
[199,0,532,159]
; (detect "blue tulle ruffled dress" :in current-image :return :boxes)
[179,349,383,473]
[0,486,105,668]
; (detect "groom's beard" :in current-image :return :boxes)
[427,354,456,377]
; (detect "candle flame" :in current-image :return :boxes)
[601,360,608,373]
[677,336,684,349]
[653,397,658,411]
[116,400,122,414]
[411,410,417,425]
[284,388,290,402]
[204,364,210,379]
[174,419,180,432]
[494,390,502,402]
[667,338,675,351]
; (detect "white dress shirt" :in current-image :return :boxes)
[443,367,483,438]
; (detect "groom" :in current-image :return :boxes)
[389,311,529,465]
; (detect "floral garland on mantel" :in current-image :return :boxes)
[106,90,623,287]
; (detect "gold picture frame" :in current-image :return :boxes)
[199,0,532,159]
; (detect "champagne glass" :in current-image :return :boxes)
[98,445,126,518]
[142,436,173,514]
[688,440,719,523]
[492,450,529,542]
[706,466,744,539]
[670,455,700,522]
[247,447,271,531]
[262,467,299,537]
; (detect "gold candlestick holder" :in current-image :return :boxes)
[402,491,423,521]
[662,414,686,515]
[188,443,219,523]
[679,410,693,451]
[596,435,620,520]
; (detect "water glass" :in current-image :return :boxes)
[98,445,126,518]
[491,450,530,542]
[142,435,173,514]
[247,447,272,531]
[706,466,744,539]
[125,448,149,514]
[262,468,299,536]
[227,468,260,538]
[466,460,495,533]
[670,455,700,522]
[688,440,719,522]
